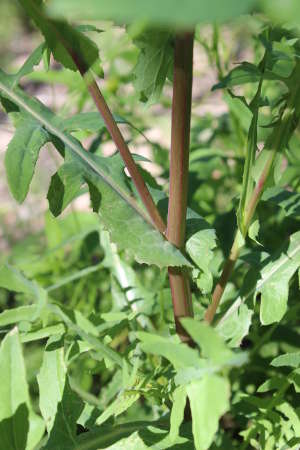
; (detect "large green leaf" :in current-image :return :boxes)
[0,70,190,268]
[186,375,230,450]
[230,231,300,326]
[0,328,44,450]
[48,0,256,28]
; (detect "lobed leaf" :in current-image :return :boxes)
[0,70,190,268]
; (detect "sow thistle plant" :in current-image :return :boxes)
[0,1,300,449]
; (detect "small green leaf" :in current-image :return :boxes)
[13,43,46,86]
[181,318,233,365]
[5,120,49,202]
[169,385,187,442]
[187,375,230,450]
[0,305,37,327]
[212,62,262,90]
[216,303,253,348]
[132,29,173,103]
[37,336,67,433]
[18,0,99,72]
[137,332,199,369]
[262,186,300,218]
[0,328,45,450]
[185,210,217,293]
[271,352,300,368]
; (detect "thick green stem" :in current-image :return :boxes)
[167,32,194,342]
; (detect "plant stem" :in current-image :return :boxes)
[167,32,194,342]
[204,75,300,324]
[79,74,166,234]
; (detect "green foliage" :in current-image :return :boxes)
[0,3,300,450]
[47,0,256,28]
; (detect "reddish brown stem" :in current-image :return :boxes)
[82,76,166,234]
[167,32,194,342]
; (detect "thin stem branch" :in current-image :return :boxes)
[78,73,166,234]
[204,72,300,324]
[167,32,194,342]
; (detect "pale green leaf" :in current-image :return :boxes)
[186,375,230,450]
[271,352,300,368]
[137,332,199,369]
[20,324,65,343]
[216,303,253,348]
[48,0,256,28]
[37,336,67,433]
[185,210,217,293]
[96,392,140,426]
[181,318,233,365]
[0,328,44,450]
[0,305,37,327]
[169,385,187,442]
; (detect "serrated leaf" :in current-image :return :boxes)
[232,231,300,326]
[48,0,256,29]
[37,335,67,433]
[0,69,190,269]
[5,120,49,202]
[181,318,233,365]
[186,375,230,450]
[0,328,45,450]
[185,210,217,293]
[212,62,262,90]
[18,0,99,72]
[271,352,300,368]
[216,303,253,348]
[132,29,173,103]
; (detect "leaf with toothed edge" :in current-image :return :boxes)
[0,69,191,269]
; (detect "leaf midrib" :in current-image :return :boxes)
[0,77,153,228]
